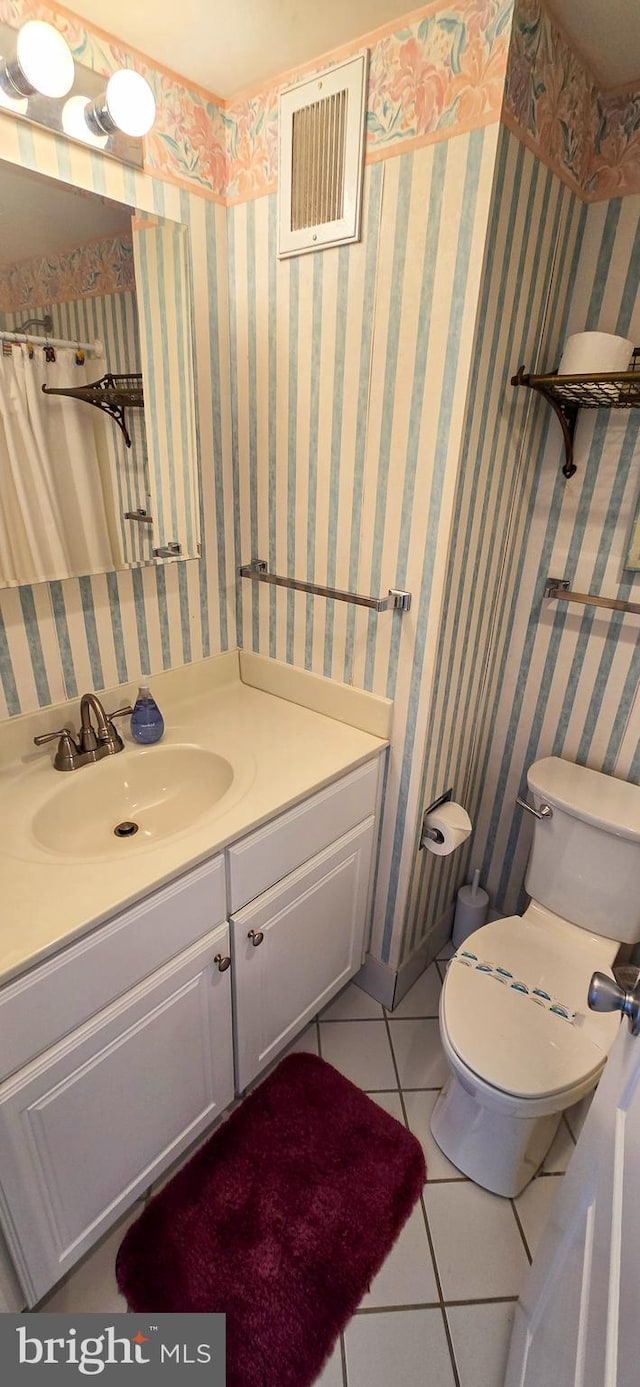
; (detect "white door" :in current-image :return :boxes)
[232,818,374,1091]
[505,969,640,1387]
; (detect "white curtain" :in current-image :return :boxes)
[0,346,123,586]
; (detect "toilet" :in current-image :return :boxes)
[430,756,640,1197]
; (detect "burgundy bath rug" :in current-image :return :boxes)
[117,1052,426,1387]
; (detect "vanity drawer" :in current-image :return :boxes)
[0,853,226,1082]
[227,758,380,912]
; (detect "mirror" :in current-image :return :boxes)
[626,496,640,569]
[0,159,201,587]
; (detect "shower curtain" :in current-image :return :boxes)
[0,346,123,586]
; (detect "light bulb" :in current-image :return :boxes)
[105,70,155,137]
[15,21,74,99]
[85,69,156,139]
[62,94,108,149]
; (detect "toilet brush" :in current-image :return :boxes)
[452,868,489,948]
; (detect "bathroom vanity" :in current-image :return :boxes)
[0,653,388,1305]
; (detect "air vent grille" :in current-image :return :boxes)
[278,51,368,258]
[291,90,347,231]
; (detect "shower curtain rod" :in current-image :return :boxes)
[0,329,103,357]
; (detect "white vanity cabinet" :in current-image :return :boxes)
[0,753,383,1305]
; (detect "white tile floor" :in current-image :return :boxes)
[38,950,590,1387]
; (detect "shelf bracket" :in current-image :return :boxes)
[511,365,578,478]
[41,373,143,449]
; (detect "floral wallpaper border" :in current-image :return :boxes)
[0,0,638,205]
[0,0,514,205]
[589,86,640,201]
[224,0,514,202]
[0,234,135,312]
[504,0,640,201]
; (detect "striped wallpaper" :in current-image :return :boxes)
[0,6,638,982]
[227,126,501,967]
[403,126,640,964]
[0,118,235,719]
[470,185,640,920]
[2,289,151,567]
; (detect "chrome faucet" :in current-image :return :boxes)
[79,693,111,754]
[34,694,133,771]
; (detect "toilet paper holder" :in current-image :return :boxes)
[419,788,453,848]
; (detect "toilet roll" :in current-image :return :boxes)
[558,331,633,375]
[423,800,472,856]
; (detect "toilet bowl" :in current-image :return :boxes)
[430,758,640,1197]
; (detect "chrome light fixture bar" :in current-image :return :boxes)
[0,20,155,169]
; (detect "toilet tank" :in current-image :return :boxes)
[524,757,640,942]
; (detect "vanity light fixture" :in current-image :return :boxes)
[0,19,155,168]
[0,20,74,100]
[85,70,156,139]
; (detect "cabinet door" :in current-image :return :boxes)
[0,925,233,1305]
[0,853,227,1083]
[231,818,374,1091]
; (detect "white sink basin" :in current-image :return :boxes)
[29,745,234,860]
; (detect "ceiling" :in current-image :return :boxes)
[61,0,640,98]
[0,163,132,266]
[546,0,640,90]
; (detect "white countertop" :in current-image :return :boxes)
[0,653,389,986]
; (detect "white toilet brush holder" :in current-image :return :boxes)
[452,869,489,948]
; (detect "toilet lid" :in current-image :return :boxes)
[441,916,620,1101]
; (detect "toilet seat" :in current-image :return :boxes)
[440,912,620,1103]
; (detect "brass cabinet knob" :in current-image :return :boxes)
[214,953,231,972]
[248,929,264,947]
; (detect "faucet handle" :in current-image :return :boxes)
[106,706,133,723]
[34,727,73,746]
[33,728,79,771]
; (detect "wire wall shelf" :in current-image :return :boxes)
[512,348,640,478]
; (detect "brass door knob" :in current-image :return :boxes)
[248,929,264,947]
[214,953,231,972]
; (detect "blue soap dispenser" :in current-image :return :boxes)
[130,685,165,745]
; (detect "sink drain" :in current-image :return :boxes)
[114,821,139,838]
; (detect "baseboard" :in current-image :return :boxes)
[355,904,455,1012]
[392,906,455,1009]
[354,953,397,1009]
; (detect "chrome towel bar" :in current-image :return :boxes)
[545,577,640,617]
[239,560,412,612]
